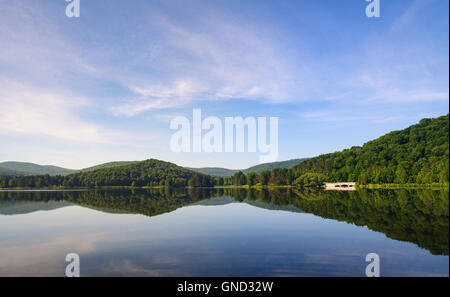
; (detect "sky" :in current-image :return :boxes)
[0,0,448,169]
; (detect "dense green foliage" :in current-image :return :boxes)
[293,173,327,188]
[0,174,65,188]
[292,115,449,185]
[216,167,295,187]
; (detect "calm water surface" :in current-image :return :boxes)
[0,188,448,276]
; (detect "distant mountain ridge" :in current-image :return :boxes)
[0,161,140,177]
[188,158,309,177]
[0,166,28,177]
[0,162,75,176]
[185,167,238,177]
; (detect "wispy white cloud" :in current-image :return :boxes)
[109,3,448,117]
[0,2,140,146]
[109,14,312,116]
[3,0,445,120]
[0,79,109,142]
[109,80,209,116]
[0,1,99,83]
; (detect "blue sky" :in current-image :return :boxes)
[0,0,448,169]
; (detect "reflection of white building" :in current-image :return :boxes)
[325,182,356,191]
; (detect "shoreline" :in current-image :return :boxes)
[0,183,448,191]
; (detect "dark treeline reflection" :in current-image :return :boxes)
[0,188,448,255]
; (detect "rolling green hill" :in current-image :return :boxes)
[292,114,449,185]
[0,162,75,176]
[80,161,139,172]
[64,159,207,187]
[0,161,139,177]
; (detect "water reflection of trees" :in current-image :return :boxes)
[238,188,448,255]
[292,189,448,256]
[1,187,448,255]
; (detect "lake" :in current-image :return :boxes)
[0,188,448,277]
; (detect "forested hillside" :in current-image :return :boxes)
[65,159,215,187]
[292,115,449,184]
[0,159,215,188]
